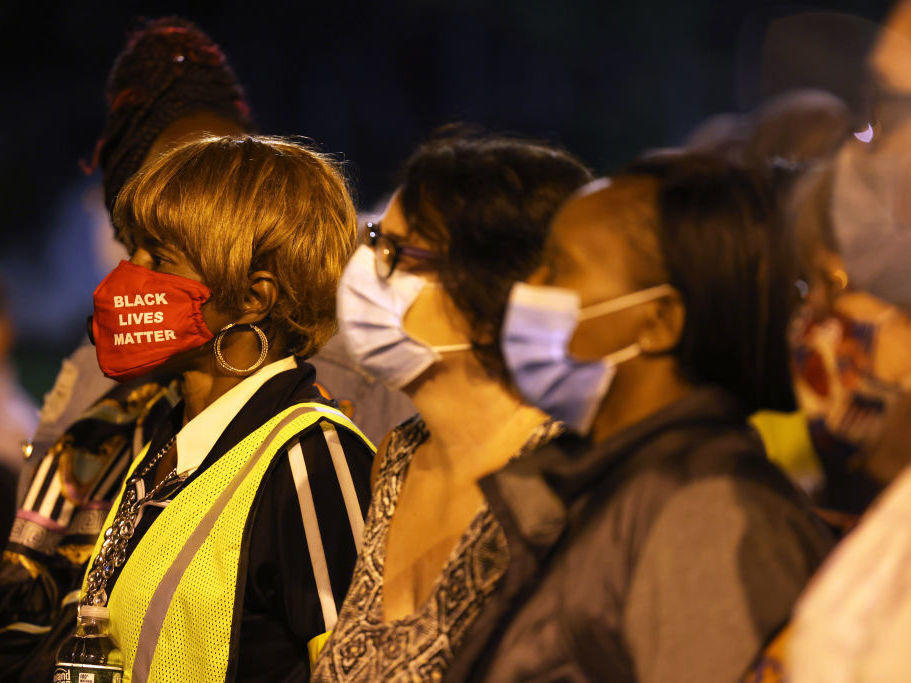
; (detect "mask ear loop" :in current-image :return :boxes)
[214,322,269,375]
[432,342,473,353]
[577,284,676,322]
[603,343,641,365]
[574,284,676,364]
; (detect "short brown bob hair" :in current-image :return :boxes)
[113,134,357,358]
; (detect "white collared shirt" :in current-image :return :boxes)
[174,356,298,475]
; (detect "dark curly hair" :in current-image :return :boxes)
[90,16,254,214]
[398,130,592,382]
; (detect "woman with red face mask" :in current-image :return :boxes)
[74,134,374,682]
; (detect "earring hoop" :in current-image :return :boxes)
[214,322,269,375]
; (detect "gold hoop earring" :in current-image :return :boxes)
[214,323,269,375]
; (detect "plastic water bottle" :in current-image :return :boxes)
[53,605,124,683]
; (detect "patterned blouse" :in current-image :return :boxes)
[312,415,563,681]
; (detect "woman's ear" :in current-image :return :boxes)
[638,292,685,354]
[236,270,279,324]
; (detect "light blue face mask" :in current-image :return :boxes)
[337,245,472,390]
[502,281,675,433]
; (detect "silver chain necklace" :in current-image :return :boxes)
[82,435,183,606]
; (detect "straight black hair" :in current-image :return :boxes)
[623,152,798,413]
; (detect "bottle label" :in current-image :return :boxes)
[53,663,123,683]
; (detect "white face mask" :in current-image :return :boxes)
[501,281,675,433]
[832,137,911,310]
[337,245,472,389]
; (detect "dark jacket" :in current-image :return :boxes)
[448,387,834,682]
[2,360,373,682]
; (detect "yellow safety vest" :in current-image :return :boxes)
[750,409,823,494]
[80,402,373,683]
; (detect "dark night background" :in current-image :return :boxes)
[0,0,895,400]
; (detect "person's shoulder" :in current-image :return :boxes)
[580,423,830,558]
[365,414,424,485]
[664,423,828,531]
[384,414,427,458]
[254,412,374,520]
[36,340,113,436]
[592,421,763,507]
[644,418,815,507]
[655,474,808,530]
[282,411,375,460]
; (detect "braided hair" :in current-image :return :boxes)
[92,17,254,214]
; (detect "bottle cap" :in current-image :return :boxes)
[77,604,110,619]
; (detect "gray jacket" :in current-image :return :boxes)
[449,388,833,682]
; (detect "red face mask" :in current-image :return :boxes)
[92,260,214,381]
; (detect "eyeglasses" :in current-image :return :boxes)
[366,222,437,279]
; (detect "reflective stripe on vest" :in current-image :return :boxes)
[80,402,373,683]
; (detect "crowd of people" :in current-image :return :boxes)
[4,5,911,682]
